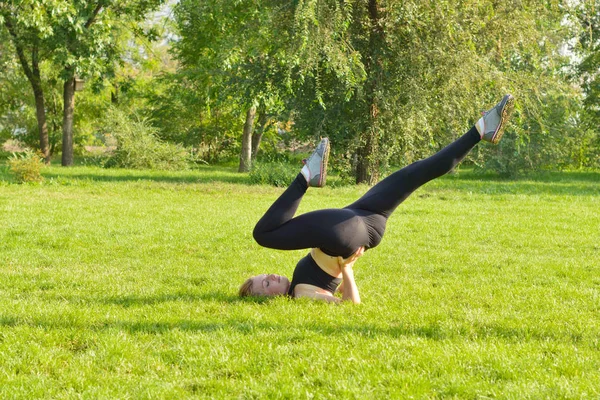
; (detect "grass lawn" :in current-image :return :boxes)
[0,164,599,399]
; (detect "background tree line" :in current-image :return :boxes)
[1,0,599,182]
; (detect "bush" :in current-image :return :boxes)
[8,150,44,183]
[249,162,299,186]
[103,109,190,170]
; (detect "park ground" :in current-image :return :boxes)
[0,164,599,399]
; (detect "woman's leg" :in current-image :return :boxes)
[253,173,368,255]
[345,126,481,218]
[253,137,365,254]
[254,126,480,254]
[347,94,514,217]
[252,137,330,246]
[253,173,308,243]
[253,94,514,254]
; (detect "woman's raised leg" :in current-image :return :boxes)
[345,127,480,217]
[253,138,332,249]
[346,94,515,218]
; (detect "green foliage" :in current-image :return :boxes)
[575,0,600,113]
[290,0,365,100]
[2,0,600,177]
[286,0,585,179]
[249,162,299,187]
[577,113,600,169]
[1,0,165,81]
[572,0,600,168]
[476,91,587,176]
[103,109,190,170]
[0,0,167,163]
[144,73,243,163]
[171,0,292,166]
[7,149,44,183]
[0,26,41,148]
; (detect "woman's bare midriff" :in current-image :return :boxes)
[310,248,342,277]
[291,248,342,298]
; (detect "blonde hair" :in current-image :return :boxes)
[238,277,254,297]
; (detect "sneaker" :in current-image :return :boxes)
[303,137,330,187]
[477,94,515,144]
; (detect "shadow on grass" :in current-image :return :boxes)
[449,169,600,183]
[1,164,599,196]
[0,290,576,343]
[426,169,600,196]
[40,168,251,185]
[433,181,600,196]
[0,314,574,343]
[96,291,269,307]
[0,164,252,185]
[34,291,273,308]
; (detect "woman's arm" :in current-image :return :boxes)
[337,247,365,304]
[293,285,341,303]
[336,279,344,295]
[340,266,360,304]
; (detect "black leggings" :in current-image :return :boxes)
[253,127,481,258]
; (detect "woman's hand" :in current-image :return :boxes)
[336,247,364,304]
[337,246,365,270]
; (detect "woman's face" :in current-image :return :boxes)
[251,274,290,296]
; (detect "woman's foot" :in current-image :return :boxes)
[476,94,515,144]
[301,137,330,187]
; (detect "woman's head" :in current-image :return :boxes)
[239,274,290,297]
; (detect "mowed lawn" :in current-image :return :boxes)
[0,164,599,399]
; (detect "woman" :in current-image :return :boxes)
[240,95,515,303]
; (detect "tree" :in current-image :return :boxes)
[574,0,600,167]
[1,0,165,166]
[0,2,52,162]
[577,0,600,115]
[358,0,385,184]
[251,105,272,162]
[173,0,292,172]
[49,0,164,166]
[288,0,580,181]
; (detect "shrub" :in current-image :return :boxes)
[249,162,299,187]
[103,109,190,170]
[8,150,44,183]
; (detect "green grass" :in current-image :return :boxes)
[0,164,599,399]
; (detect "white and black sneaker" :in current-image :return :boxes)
[477,94,515,144]
[302,138,330,187]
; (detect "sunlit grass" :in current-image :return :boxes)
[0,164,599,398]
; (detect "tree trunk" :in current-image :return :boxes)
[32,87,51,164]
[238,106,256,172]
[356,118,380,185]
[111,82,119,104]
[4,17,51,163]
[251,110,269,162]
[49,94,60,156]
[356,127,378,184]
[62,77,76,166]
[31,54,50,164]
[356,0,384,184]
